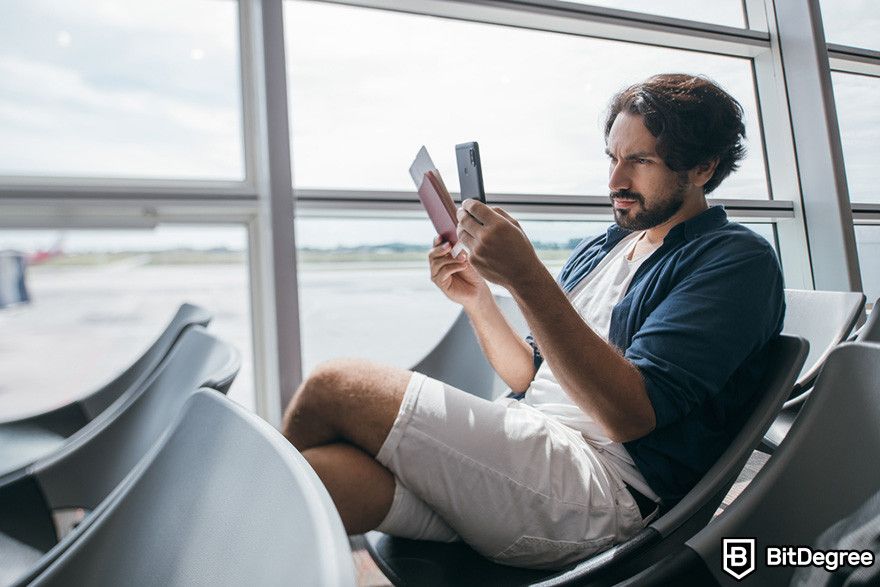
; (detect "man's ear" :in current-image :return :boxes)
[691,158,719,188]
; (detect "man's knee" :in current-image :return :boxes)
[283,358,412,448]
[284,359,346,428]
[285,359,381,424]
[297,358,374,404]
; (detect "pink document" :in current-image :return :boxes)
[409,146,459,247]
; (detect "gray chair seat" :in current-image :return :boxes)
[0,303,212,478]
[760,289,864,453]
[28,390,356,587]
[0,530,43,587]
[0,425,65,481]
[1,326,240,587]
[412,292,529,400]
[853,297,879,343]
[758,404,796,453]
[780,289,864,395]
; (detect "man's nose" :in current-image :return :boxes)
[609,162,630,193]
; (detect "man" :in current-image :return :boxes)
[282,73,784,569]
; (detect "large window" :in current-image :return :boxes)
[293,216,604,373]
[295,216,457,372]
[831,72,879,204]
[855,226,880,303]
[285,1,768,199]
[818,0,880,51]
[832,72,880,302]
[0,226,254,420]
[0,0,243,180]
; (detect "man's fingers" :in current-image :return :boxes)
[461,199,497,226]
[430,255,465,278]
[493,207,522,229]
[428,241,453,259]
[456,206,484,228]
[433,235,443,246]
[456,223,477,245]
[457,211,482,235]
[432,261,467,283]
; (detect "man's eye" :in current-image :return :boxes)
[637,158,650,165]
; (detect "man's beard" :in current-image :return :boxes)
[610,175,689,231]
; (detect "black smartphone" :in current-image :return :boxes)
[455,141,486,203]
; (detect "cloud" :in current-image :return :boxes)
[0,54,242,178]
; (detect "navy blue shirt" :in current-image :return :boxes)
[533,206,784,507]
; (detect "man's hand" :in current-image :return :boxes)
[456,200,655,440]
[456,200,543,289]
[428,235,490,307]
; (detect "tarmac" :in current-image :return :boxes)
[0,258,459,421]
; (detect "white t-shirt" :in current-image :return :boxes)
[522,230,662,500]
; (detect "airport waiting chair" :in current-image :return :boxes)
[853,297,880,342]
[781,289,865,394]
[0,326,240,587]
[789,486,880,586]
[621,342,880,586]
[364,335,808,587]
[412,292,529,400]
[760,289,865,452]
[24,389,356,587]
[0,303,212,478]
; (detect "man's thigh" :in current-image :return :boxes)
[297,358,413,456]
[376,372,643,568]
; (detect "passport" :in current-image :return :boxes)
[409,146,460,248]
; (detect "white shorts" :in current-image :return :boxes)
[375,372,646,569]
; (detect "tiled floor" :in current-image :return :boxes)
[350,536,392,587]
[717,450,770,514]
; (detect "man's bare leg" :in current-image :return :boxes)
[302,443,395,533]
[281,358,412,533]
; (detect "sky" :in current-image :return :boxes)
[0,0,877,254]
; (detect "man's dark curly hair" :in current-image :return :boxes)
[604,74,747,194]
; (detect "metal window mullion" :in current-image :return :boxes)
[294,188,794,208]
[770,0,861,292]
[0,184,259,228]
[0,178,259,227]
[852,205,880,224]
[308,0,769,57]
[292,189,795,222]
[827,44,880,77]
[0,177,256,198]
[744,0,813,288]
[240,0,303,427]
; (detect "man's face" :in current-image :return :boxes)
[605,112,690,231]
